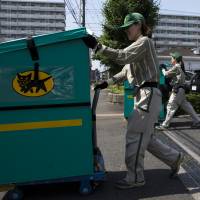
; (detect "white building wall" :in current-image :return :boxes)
[0,0,65,42]
[153,14,200,52]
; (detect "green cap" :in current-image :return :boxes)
[170,52,182,62]
[119,12,145,30]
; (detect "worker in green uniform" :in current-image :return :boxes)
[84,12,184,189]
[156,52,200,130]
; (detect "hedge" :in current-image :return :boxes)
[176,92,200,115]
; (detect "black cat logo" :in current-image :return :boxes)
[13,70,54,97]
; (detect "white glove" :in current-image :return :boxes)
[162,68,166,76]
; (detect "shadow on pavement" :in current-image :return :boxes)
[166,121,200,130]
[23,169,189,200]
[170,121,192,127]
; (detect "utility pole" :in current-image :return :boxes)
[80,0,85,27]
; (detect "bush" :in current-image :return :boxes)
[186,93,200,113]
[176,92,200,115]
[108,84,124,94]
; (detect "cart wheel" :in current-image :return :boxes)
[3,188,23,200]
[79,180,92,195]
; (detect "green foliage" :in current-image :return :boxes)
[94,0,160,75]
[176,93,200,115]
[108,84,124,94]
[186,93,200,113]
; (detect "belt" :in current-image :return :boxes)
[172,85,185,93]
[133,82,158,97]
[178,85,185,89]
[172,84,185,93]
[139,82,158,89]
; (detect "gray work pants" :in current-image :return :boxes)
[163,88,200,126]
[124,87,179,183]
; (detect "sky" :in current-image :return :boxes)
[60,0,200,71]
[159,0,200,16]
[65,0,104,36]
[65,0,200,35]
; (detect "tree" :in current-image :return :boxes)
[95,0,160,75]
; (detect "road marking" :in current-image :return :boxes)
[164,130,200,162]
[0,192,7,200]
[97,113,124,117]
[0,185,15,200]
[164,130,200,200]
[179,167,200,200]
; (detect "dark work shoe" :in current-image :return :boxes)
[170,152,184,178]
[115,179,145,189]
[191,121,200,129]
[155,124,169,131]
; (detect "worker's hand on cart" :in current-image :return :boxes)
[159,64,167,76]
[161,68,166,76]
[159,63,167,70]
[83,34,102,53]
[83,34,98,49]
[159,63,171,74]
[94,81,108,90]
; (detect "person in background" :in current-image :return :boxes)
[156,52,200,130]
[83,12,184,189]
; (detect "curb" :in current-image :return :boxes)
[108,93,124,103]
[162,130,200,200]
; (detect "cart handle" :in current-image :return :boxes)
[92,89,100,118]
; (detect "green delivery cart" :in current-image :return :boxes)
[124,80,134,119]
[0,28,105,199]
[159,67,167,121]
[123,70,166,120]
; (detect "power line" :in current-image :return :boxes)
[64,0,80,25]
[64,0,104,35]
[74,0,80,10]
[96,0,103,10]
[85,0,103,33]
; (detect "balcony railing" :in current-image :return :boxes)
[0,21,65,28]
[1,5,65,12]
[0,13,65,20]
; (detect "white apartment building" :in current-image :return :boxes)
[153,14,200,53]
[0,0,66,42]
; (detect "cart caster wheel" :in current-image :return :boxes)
[79,180,92,195]
[3,188,23,200]
[79,187,92,195]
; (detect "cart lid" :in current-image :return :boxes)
[0,27,88,54]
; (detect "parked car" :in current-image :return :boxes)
[185,71,195,83]
[190,70,200,93]
[184,71,195,93]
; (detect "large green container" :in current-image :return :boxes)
[159,69,166,121]
[124,80,134,119]
[123,70,166,120]
[0,28,94,185]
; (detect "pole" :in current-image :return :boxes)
[81,0,85,27]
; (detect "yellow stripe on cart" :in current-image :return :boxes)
[0,119,82,132]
